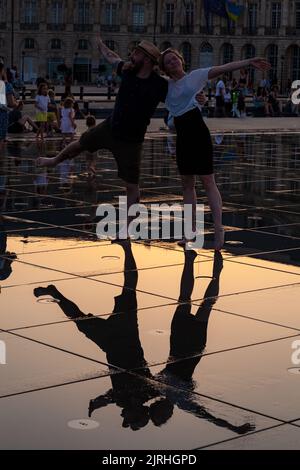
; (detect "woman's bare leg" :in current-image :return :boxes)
[178,175,196,245]
[200,174,224,250]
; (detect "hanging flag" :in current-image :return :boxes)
[225,1,244,22]
[203,0,228,19]
[203,0,227,32]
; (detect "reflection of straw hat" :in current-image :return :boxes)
[135,41,161,64]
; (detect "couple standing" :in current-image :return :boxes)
[38,36,270,250]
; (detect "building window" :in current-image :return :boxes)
[271,2,281,29]
[292,46,300,81]
[243,44,256,59]
[24,38,35,49]
[51,0,63,24]
[132,4,144,26]
[200,42,213,68]
[296,2,300,29]
[248,3,258,31]
[51,38,61,49]
[243,44,256,83]
[78,39,89,50]
[181,42,192,71]
[0,1,7,23]
[165,3,175,30]
[24,0,38,24]
[184,1,194,28]
[203,11,214,33]
[105,2,117,25]
[48,58,64,80]
[223,43,233,63]
[77,0,90,24]
[266,44,278,81]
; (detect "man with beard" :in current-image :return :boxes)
[37,37,168,234]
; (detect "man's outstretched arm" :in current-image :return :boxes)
[96,34,122,65]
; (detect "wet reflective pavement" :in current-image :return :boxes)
[1,132,300,450]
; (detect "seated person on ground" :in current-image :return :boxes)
[8,101,38,133]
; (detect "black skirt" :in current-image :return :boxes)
[174,107,214,175]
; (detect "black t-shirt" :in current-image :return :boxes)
[109,61,168,143]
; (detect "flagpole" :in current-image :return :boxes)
[153,0,158,45]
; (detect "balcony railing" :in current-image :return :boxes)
[161,25,174,33]
[73,24,93,32]
[220,26,236,35]
[101,24,120,32]
[20,23,39,30]
[286,27,300,35]
[128,25,147,33]
[200,26,214,34]
[242,27,258,35]
[180,25,194,34]
[265,27,280,35]
[47,23,66,31]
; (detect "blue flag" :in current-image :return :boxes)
[203,0,244,30]
[203,0,228,19]
[226,1,244,21]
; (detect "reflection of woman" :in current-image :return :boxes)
[160,49,270,249]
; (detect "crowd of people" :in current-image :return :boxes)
[203,70,288,118]
[0,65,87,142]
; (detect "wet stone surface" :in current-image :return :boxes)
[0,132,300,449]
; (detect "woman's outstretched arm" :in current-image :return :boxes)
[208,57,271,80]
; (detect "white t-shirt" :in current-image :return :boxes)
[165,67,211,117]
[35,94,50,112]
[0,80,7,107]
[224,91,232,103]
[215,80,225,97]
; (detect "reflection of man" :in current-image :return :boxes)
[37,37,168,234]
[34,241,164,431]
[34,245,254,434]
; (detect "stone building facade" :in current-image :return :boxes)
[0,0,299,88]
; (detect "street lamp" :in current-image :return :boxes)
[153,0,158,45]
[280,55,284,95]
[21,51,25,82]
[73,52,79,85]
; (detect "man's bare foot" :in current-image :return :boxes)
[36,156,58,168]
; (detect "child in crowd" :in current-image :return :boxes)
[60,97,76,146]
[224,88,232,117]
[47,89,60,136]
[35,83,50,141]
